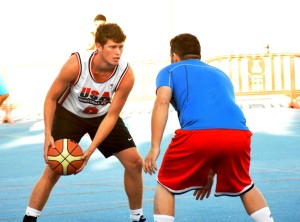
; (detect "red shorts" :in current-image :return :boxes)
[157,129,254,196]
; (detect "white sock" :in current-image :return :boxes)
[154,214,174,222]
[25,206,41,217]
[250,207,274,222]
[130,208,143,221]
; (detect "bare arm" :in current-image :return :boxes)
[76,67,135,172]
[143,86,172,175]
[0,94,9,106]
[43,55,79,162]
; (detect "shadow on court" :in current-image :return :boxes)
[0,105,299,221]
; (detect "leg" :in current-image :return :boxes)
[154,183,175,216]
[240,186,268,215]
[27,165,61,211]
[115,147,144,210]
[240,186,274,222]
[2,98,14,123]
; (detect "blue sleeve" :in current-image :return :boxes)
[156,69,173,90]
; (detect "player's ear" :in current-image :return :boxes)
[172,53,180,62]
[95,43,102,53]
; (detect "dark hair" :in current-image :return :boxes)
[170,33,201,60]
[94,14,106,22]
[95,23,126,47]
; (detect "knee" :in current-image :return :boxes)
[43,166,61,184]
[126,155,143,173]
[136,156,144,169]
[134,155,144,170]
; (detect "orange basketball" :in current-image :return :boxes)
[47,139,84,175]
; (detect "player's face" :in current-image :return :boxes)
[101,40,124,66]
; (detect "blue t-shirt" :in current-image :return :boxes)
[156,59,248,130]
[0,74,9,95]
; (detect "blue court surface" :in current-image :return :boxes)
[0,100,300,221]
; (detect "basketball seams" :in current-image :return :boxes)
[47,139,83,175]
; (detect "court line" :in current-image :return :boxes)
[252,167,300,174]
[0,199,154,221]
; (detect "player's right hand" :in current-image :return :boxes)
[193,172,215,201]
[44,135,55,163]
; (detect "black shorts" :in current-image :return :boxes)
[51,105,136,158]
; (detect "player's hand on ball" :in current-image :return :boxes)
[47,139,84,176]
[143,147,160,175]
[44,135,55,163]
[75,149,92,174]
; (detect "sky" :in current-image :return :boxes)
[0,0,299,65]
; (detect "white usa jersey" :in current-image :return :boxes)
[58,50,129,118]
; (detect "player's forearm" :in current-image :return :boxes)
[151,101,169,148]
[43,98,56,136]
[89,114,118,153]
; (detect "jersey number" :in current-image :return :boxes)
[83,106,99,114]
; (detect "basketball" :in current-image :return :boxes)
[47,139,84,175]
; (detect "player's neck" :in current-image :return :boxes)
[91,62,115,82]
[92,54,116,75]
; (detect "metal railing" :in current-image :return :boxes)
[205,53,300,108]
[2,53,300,117]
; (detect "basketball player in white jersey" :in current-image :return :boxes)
[23,23,146,222]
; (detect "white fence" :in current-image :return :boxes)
[2,52,300,120]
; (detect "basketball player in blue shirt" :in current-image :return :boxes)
[143,33,274,222]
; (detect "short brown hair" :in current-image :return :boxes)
[94,14,106,22]
[95,23,126,47]
[170,33,201,60]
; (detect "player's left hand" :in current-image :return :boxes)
[193,173,215,200]
[143,147,160,175]
[75,149,93,174]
